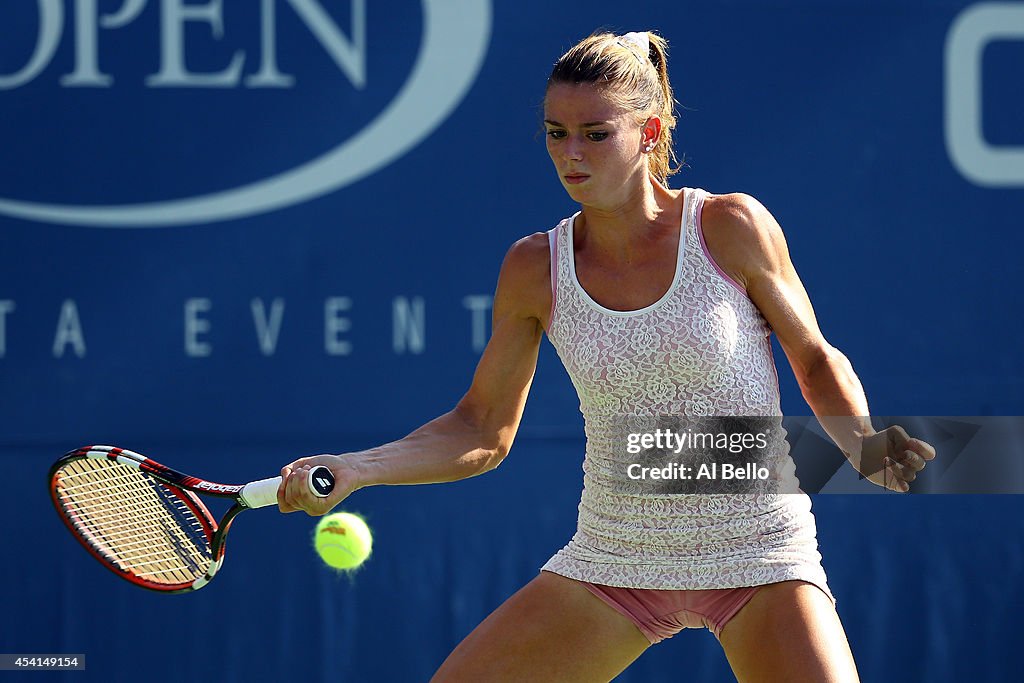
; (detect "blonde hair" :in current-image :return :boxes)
[547,31,679,184]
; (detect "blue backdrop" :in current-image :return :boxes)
[1,1,1022,681]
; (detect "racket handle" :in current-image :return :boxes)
[239,466,336,509]
[240,477,283,509]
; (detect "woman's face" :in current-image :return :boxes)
[543,82,650,208]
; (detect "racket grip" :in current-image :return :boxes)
[240,476,284,509]
[239,466,336,509]
[306,465,336,497]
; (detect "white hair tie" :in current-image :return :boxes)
[617,31,650,64]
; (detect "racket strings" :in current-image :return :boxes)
[60,466,200,552]
[54,458,214,586]
[61,463,212,580]
[57,476,208,539]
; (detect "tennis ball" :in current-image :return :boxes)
[314,512,372,570]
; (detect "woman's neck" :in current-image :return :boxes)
[576,178,679,262]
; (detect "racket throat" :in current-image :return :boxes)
[192,555,226,590]
[192,509,240,590]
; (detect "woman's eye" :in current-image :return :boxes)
[544,130,606,141]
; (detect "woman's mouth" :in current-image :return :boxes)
[564,173,590,185]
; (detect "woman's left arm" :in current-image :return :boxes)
[700,193,935,492]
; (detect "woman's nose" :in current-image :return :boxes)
[563,137,583,162]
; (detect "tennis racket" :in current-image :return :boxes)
[48,445,335,593]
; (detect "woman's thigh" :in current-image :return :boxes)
[718,580,860,683]
[430,571,651,683]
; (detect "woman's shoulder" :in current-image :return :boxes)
[502,230,552,276]
[698,192,788,290]
[495,230,555,325]
[701,191,773,234]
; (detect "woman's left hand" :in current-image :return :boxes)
[855,426,936,492]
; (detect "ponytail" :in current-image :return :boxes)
[643,33,679,184]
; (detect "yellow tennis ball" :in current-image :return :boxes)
[314,512,373,570]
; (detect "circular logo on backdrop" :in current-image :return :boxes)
[0,0,492,227]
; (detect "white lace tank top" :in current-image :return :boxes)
[540,187,834,600]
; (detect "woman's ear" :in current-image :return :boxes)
[641,116,662,152]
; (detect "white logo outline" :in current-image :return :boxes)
[0,0,492,226]
[945,2,1024,188]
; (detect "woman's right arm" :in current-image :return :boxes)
[277,233,552,515]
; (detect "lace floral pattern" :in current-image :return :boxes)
[541,188,834,602]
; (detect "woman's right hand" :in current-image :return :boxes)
[277,454,362,516]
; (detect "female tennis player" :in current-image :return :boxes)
[278,30,935,682]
